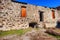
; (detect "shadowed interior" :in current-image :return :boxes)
[29,22,37,28]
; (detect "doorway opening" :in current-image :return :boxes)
[21,6,26,17]
[39,11,44,21]
[29,22,37,28]
[52,10,55,19]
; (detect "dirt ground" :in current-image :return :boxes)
[0,28,58,40]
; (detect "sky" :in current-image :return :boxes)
[15,0,60,8]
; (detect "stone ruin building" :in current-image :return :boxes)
[0,0,59,31]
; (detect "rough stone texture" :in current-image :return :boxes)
[0,0,58,31]
[46,28,60,36]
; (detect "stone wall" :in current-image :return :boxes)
[0,0,29,31]
[0,0,58,31]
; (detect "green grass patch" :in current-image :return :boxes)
[0,28,32,37]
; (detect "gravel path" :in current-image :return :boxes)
[0,29,58,40]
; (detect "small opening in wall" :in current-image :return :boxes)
[29,22,37,28]
[39,11,44,21]
[21,6,26,17]
[52,10,55,19]
[56,21,60,28]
